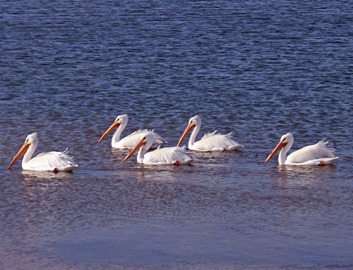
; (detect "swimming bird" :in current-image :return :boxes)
[98,114,166,149]
[8,132,78,172]
[177,115,243,151]
[265,132,338,165]
[123,132,195,165]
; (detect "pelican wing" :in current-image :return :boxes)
[27,150,78,171]
[287,140,336,164]
[120,129,166,148]
[144,146,195,165]
[196,131,243,151]
[127,129,161,138]
[127,129,152,137]
[200,130,219,140]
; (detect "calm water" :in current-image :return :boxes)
[1,0,353,269]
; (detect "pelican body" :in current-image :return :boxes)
[123,132,195,165]
[265,132,338,166]
[8,132,78,172]
[98,114,166,149]
[177,115,243,151]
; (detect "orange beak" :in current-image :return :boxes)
[122,137,146,163]
[265,139,287,163]
[8,141,31,169]
[177,122,195,147]
[98,121,120,143]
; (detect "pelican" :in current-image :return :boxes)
[177,115,243,151]
[8,132,78,172]
[98,114,166,149]
[123,132,195,165]
[265,132,338,165]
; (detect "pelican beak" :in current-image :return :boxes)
[177,122,195,147]
[8,140,31,169]
[265,139,287,163]
[98,120,120,143]
[122,137,146,163]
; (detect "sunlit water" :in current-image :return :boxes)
[1,0,353,269]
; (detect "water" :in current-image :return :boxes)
[1,0,353,269]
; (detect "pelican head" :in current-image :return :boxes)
[8,132,38,169]
[98,114,128,143]
[122,132,154,162]
[265,132,294,163]
[177,115,201,147]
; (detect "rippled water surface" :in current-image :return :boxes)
[1,0,353,269]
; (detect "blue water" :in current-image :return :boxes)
[1,0,353,269]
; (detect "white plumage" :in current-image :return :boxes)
[177,115,243,151]
[98,114,166,149]
[265,132,338,166]
[8,132,78,172]
[123,132,195,165]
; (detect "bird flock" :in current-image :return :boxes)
[7,114,338,172]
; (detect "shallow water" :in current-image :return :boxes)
[1,0,353,269]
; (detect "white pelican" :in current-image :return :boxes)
[98,114,166,149]
[265,132,338,166]
[177,115,243,151]
[123,132,195,165]
[8,132,78,172]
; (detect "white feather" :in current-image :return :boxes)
[144,146,195,165]
[119,129,165,149]
[24,150,78,171]
[196,131,243,151]
[287,140,336,164]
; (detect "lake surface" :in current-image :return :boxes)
[1,0,353,269]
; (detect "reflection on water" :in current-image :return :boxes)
[134,166,192,182]
[275,165,337,187]
[110,148,131,164]
[21,170,76,181]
